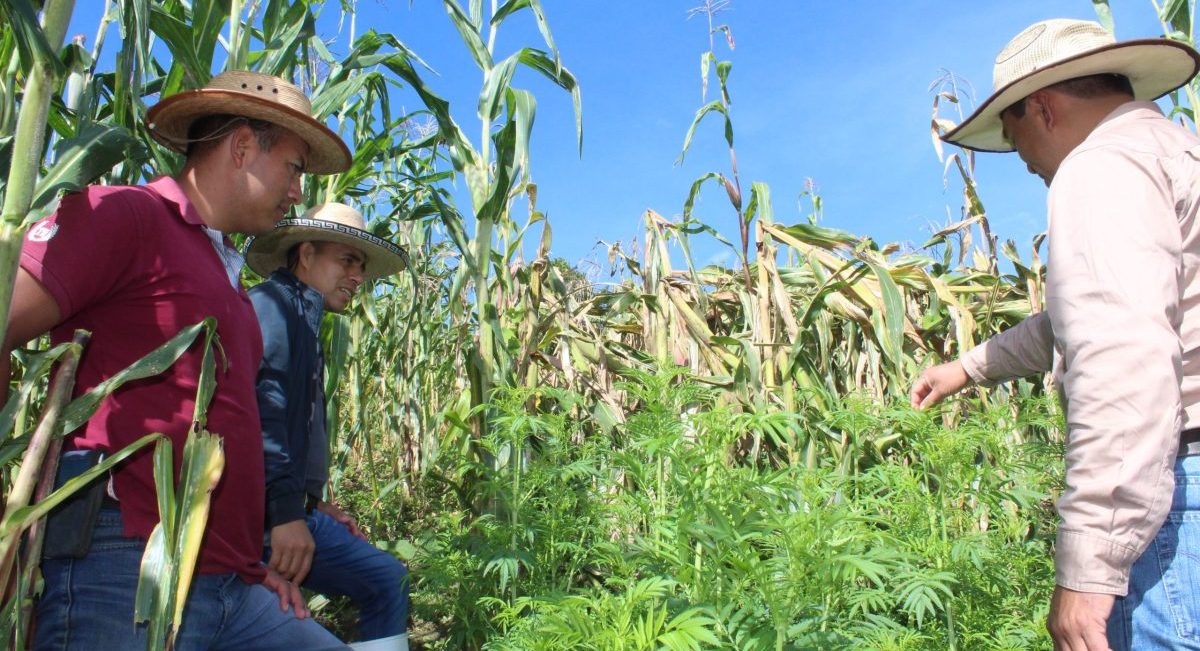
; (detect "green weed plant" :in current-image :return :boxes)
[378,368,1060,650]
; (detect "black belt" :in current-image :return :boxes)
[1181,428,1200,457]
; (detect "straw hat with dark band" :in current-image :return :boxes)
[146,70,352,174]
[943,19,1200,152]
[245,203,407,281]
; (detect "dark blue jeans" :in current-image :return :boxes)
[282,509,409,641]
[1108,454,1200,649]
[34,506,347,650]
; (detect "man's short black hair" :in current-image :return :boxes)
[1001,73,1135,119]
[185,114,285,158]
[285,241,330,272]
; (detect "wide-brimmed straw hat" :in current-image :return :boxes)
[245,203,407,281]
[145,70,351,174]
[943,19,1200,152]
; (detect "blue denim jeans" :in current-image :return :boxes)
[1108,454,1200,650]
[33,505,347,650]
[280,509,409,641]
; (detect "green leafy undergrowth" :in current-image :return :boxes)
[350,370,1060,650]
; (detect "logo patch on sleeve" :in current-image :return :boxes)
[27,220,58,243]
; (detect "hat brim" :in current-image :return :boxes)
[145,90,352,174]
[942,39,1200,152]
[244,219,408,281]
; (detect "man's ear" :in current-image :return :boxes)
[296,241,316,272]
[227,124,255,168]
[1027,89,1057,131]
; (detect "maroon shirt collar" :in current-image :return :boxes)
[146,176,206,227]
[146,175,242,252]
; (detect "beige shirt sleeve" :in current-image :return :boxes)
[960,311,1054,386]
[1046,145,1182,595]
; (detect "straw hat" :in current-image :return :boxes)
[145,70,351,174]
[943,19,1200,152]
[245,203,407,281]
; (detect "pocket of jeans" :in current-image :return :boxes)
[1155,513,1200,642]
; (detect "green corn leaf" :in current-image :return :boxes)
[744,181,771,225]
[32,122,141,214]
[0,0,67,77]
[0,342,76,443]
[491,0,530,27]
[133,522,170,645]
[1161,0,1193,38]
[429,191,474,269]
[256,0,316,77]
[716,60,732,104]
[677,100,728,165]
[716,60,732,87]
[700,51,715,100]
[1091,0,1114,33]
[168,430,224,628]
[0,436,33,471]
[58,319,216,435]
[385,53,477,171]
[492,0,559,69]
[479,52,520,123]
[190,325,222,429]
[310,74,374,119]
[770,221,859,250]
[508,88,537,180]
[0,136,12,188]
[134,431,225,649]
[503,48,582,154]
[443,0,492,71]
[712,335,761,392]
[864,259,906,367]
[147,9,209,88]
[681,171,723,222]
[478,120,517,223]
[151,437,175,546]
[0,433,160,537]
[190,0,229,74]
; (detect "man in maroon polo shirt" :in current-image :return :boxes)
[6,71,352,650]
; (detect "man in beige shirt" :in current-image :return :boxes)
[911,19,1200,651]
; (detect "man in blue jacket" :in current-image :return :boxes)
[247,203,410,651]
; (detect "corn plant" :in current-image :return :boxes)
[0,318,228,647]
[419,0,581,414]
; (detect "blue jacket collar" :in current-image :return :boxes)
[268,269,325,332]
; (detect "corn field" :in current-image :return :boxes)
[0,0,1196,649]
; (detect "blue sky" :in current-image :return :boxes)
[66,1,1176,271]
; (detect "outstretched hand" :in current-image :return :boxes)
[910,360,970,409]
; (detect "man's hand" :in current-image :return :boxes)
[268,519,315,585]
[317,501,367,541]
[1047,586,1115,651]
[262,567,309,619]
[910,360,971,409]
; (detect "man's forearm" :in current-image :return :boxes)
[961,311,1054,386]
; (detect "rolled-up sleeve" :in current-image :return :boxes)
[961,311,1055,386]
[1047,146,1182,595]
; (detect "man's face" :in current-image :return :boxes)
[237,128,309,234]
[295,241,367,313]
[1000,102,1053,187]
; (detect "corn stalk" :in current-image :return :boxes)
[0,0,75,349]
